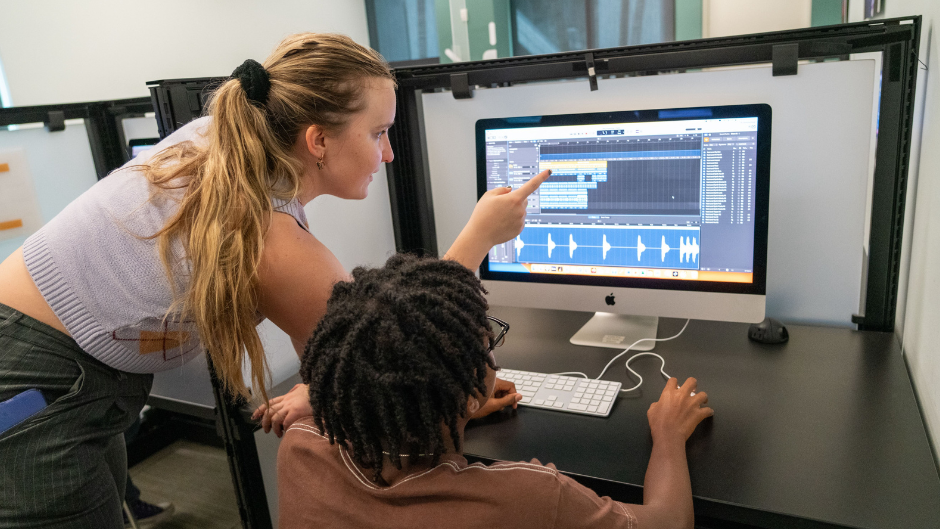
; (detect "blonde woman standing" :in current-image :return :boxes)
[0,33,547,528]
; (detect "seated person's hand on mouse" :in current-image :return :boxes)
[648,377,713,443]
[252,383,313,437]
[470,377,523,419]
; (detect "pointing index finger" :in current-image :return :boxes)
[510,169,551,198]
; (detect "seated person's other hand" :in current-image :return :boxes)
[647,377,713,445]
[470,377,523,420]
[251,383,313,438]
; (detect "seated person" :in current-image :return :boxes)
[278,254,713,529]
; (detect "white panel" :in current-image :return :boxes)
[0,149,43,242]
[422,60,875,327]
[305,164,398,272]
[0,122,98,261]
[148,353,217,410]
[255,321,302,390]
[121,116,160,142]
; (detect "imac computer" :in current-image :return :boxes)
[476,104,771,350]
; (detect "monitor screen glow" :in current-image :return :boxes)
[476,104,771,331]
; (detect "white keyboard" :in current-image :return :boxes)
[498,369,621,417]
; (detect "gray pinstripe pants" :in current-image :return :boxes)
[0,304,152,528]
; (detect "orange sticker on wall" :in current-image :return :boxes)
[0,149,43,242]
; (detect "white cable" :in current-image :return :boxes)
[589,319,690,390]
[522,321,689,394]
[620,353,670,392]
[595,319,689,380]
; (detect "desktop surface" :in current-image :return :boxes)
[464,306,940,529]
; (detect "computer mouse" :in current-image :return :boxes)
[748,317,789,344]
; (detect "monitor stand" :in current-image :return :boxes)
[569,312,657,350]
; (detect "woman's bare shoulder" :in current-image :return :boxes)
[258,212,350,343]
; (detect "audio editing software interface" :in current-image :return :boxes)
[484,117,758,283]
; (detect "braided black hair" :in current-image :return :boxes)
[300,253,496,482]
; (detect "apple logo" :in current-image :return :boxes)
[605,293,615,306]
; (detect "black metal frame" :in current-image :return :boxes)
[0,97,154,179]
[206,357,273,529]
[147,77,226,139]
[388,17,921,332]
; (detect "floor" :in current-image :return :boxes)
[128,440,241,529]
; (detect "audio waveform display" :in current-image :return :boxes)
[515,226,700,269]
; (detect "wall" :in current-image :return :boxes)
[702,0,812,38]
[0,0,370,106]
[845,1,940,466]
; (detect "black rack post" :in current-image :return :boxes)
[853,21,922,332]
[385,87,438,255]
[147,77,226,139]
[0,97,154,179]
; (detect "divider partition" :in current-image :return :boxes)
[422,59,875,327]
[386,17,921,333]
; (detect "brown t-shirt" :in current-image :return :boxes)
[278,417,638,529]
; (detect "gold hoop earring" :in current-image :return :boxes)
[316,158,324,170]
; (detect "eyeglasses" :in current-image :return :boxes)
[486,316,510,354]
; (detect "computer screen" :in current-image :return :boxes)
[476,104,771,347]
[128,138,161,159]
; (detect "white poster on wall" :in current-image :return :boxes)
[0,148,43,242]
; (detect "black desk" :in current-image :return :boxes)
[463,307,940,529]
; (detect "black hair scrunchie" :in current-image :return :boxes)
[231,59,270,106]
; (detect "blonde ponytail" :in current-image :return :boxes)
[143,34,394,403]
